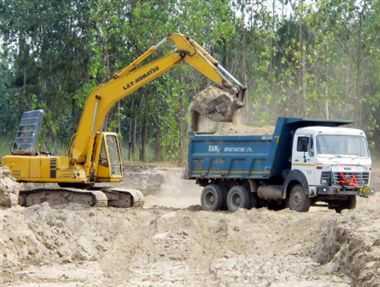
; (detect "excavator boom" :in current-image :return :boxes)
[71,33,245,166]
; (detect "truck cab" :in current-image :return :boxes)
[291,126,371,201]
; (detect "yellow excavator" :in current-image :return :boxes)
[2,33,245,208]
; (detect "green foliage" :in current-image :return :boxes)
[1,0,380,160]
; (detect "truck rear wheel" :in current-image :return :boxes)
[201,184,226,211]
[288,184,311,212]
[226,185,250,212]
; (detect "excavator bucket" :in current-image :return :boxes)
[190,85,245,123]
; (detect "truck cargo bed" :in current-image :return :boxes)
[188,134,274,179]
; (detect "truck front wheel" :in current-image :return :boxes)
[332,196,357,213]
[288,184,311,212]
[201,184,226,211]
[226,185,251,212]
[347,195,357,209]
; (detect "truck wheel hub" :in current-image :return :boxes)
[206,193,215,204]
[293,194,301,205]
[232,193,241,206]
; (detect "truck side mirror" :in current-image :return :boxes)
[309,149,314,157]
[308,136,314,157]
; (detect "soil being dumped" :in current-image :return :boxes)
[191,86,274,135]
[0,166,379,287]
[191,85,240,123]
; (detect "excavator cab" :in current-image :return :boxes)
[94,132,124,182]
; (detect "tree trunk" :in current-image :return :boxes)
[128,117,133,160]
[139,118,145,161]
[139,95,147,161]
[356,8,363,127]
[178,90,184,164]
[155,124,161,161]
[298,0,306,116]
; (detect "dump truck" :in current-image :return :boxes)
[185,117,372,212]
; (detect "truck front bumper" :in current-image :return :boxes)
[313,185,373,197]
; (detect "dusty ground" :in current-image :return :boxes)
[0,165,379,286]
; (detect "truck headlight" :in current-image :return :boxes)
[321,171,332,185]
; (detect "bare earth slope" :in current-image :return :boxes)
[0,166,379,286]
[1,205,351,287]
[315,195,380,287]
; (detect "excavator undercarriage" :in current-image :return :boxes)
[18,186,144,208]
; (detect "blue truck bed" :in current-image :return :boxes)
[186,117,350,180]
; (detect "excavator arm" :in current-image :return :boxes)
[70,33,246,166]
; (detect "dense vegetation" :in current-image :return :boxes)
[0,0,379,161]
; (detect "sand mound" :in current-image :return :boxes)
[314,195,380,287]
[214,122,274,135]
[194,117,274,135]
[0,167,20,207]
[0,204,351,287]
[0,165,379,286]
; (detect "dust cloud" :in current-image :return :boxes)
[121,166,201,208]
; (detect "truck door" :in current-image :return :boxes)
[292,135,318,185]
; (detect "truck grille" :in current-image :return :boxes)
[332,172,369,186]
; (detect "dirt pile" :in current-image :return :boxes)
[314,195,380,287]
[0,204,352,287]
[0,166,379,286]
[0,167,20,207]
[214,122,274,135]
[194,116,274,135]
[119,164,165,195]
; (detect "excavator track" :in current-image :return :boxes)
[19,187,144,208]
[103,187,144,208]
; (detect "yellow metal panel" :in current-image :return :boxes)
[29,158,41,178]
[2,155,30,180]
[96,164,110,179]
[39,157,51,178]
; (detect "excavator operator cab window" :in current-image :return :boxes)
[99,143,108,167]
[104,134,123,176]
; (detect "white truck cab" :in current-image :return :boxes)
[291,126,371,203]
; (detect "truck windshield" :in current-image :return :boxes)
[316,135,368,157]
